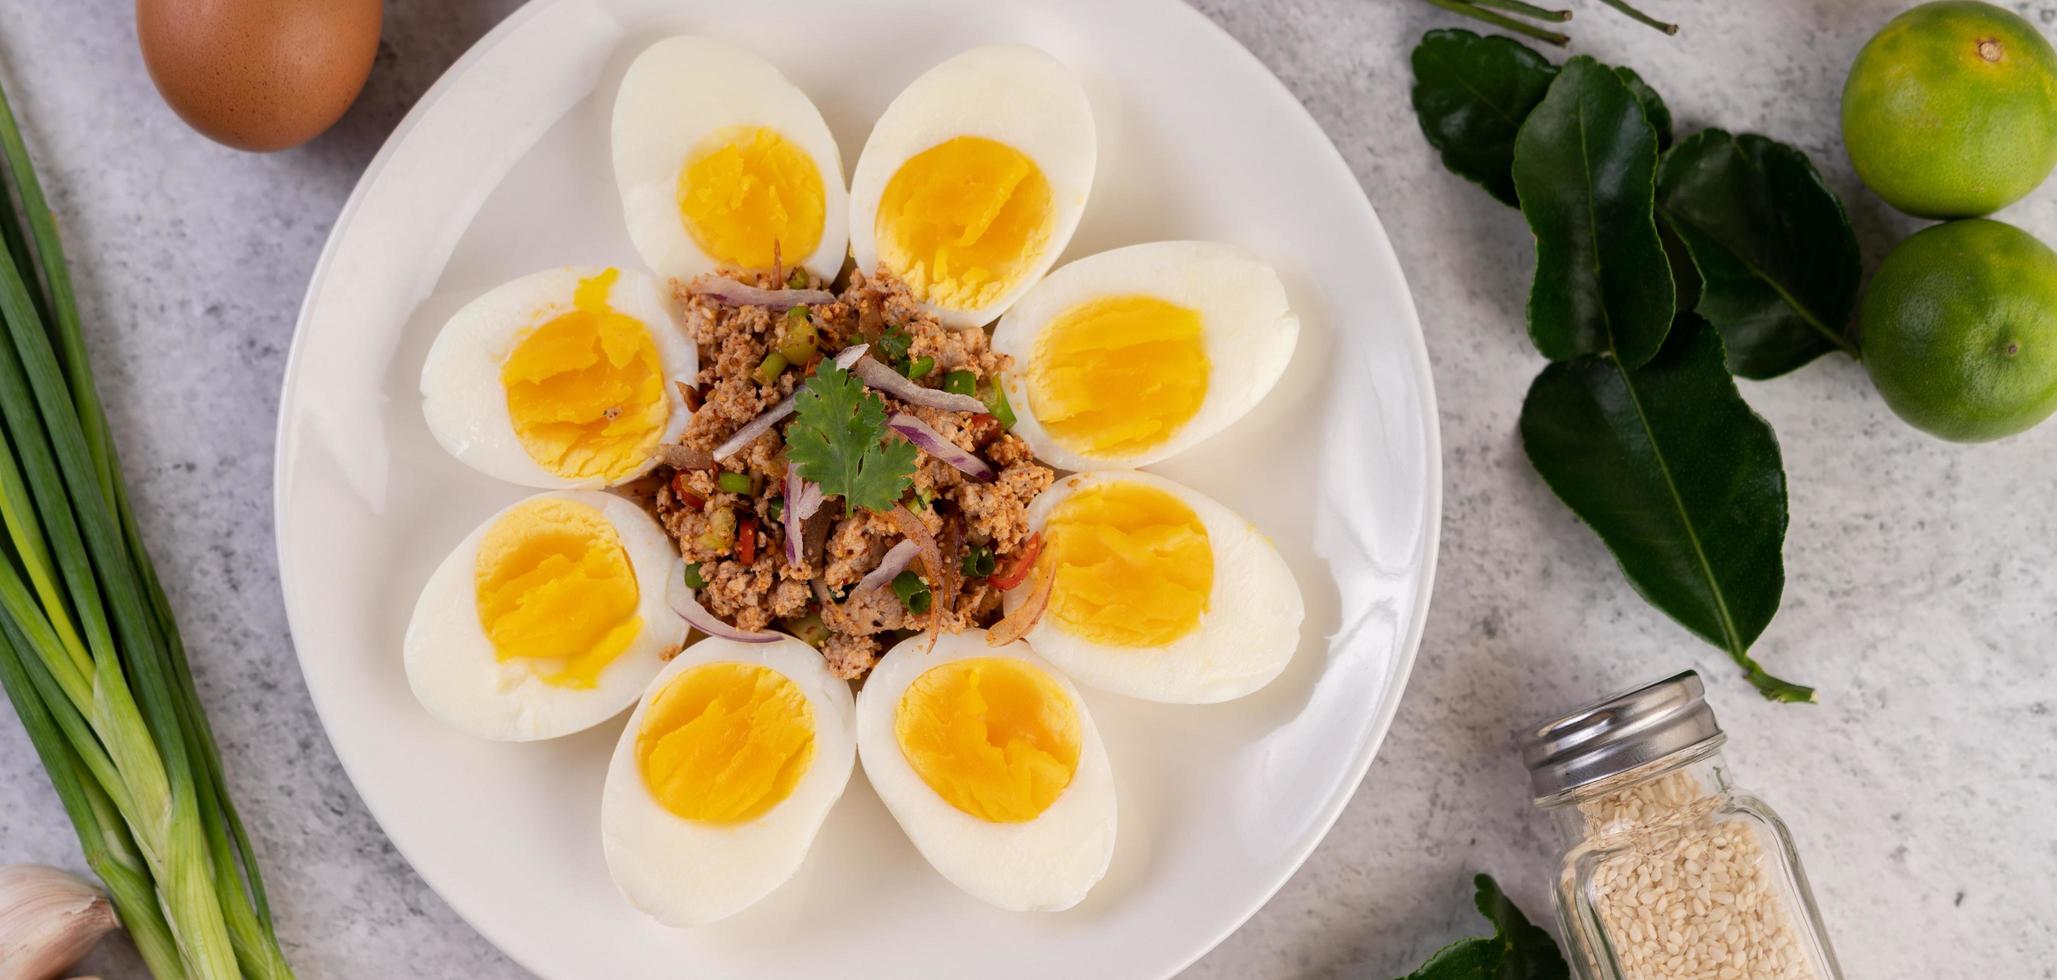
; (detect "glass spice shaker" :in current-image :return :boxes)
[1519,671,1843,980]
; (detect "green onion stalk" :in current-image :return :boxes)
[0,78,292,979]
[1426,0,1677,45]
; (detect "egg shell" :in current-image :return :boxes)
[855,630,1116,912]
[611,36,851,281]
[848,44,1097,328]
[419,267,696,489]
[1006,470,1305,704]
[404,491,682,741]
[992,241,1300,470]
[600,635,856,927]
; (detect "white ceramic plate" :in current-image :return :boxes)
[273,0,1439,976]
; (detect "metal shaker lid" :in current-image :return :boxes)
[1519,670,1725,802]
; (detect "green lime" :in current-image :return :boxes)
[1842,1,2057,218]
[1861,219,2057,442]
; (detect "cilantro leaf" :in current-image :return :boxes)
[786,358,917,516]
[1396,875,1568,980]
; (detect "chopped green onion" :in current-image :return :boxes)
[786,267,810,289]
[698,507,737,552]
[783,609,828,647]
[985,378,1017,429]
[717,471,753,495]
[961,544,997,578]
[778,314,818,365]
[905,355,935,379]
[767,496,784,522]
[943,369,978,396]
[682,562,707,590]
[754,352,789,386]
[891,571,932,615]
[786,304,810,324]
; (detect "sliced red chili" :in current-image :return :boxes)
[736,516,759,566]
[988,532,1042,591]
[669,472,707,511]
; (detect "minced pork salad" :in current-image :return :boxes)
[654,266,1055,679]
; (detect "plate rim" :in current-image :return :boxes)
[271,0,1442,974]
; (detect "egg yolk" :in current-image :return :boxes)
[894,657,1081,823]
[500,269,668,483]
[1028,295,1209,457]
[875,136,1054,314]
[1042,482,1213,647]
[677,126,826,272]
[636,663,816,824]
[473,498,643,688]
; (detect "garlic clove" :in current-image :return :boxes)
[0,865,119,980]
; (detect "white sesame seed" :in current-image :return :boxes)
[1573,769,1823,980]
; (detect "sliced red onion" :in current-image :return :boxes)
[712,393,795,460]
[713,345,872,460]
[831,343,871,369]
[782,468,825,565]
[789,475,825,521]
[667,569,780,643]
[987,559,1053,647]
[853,358,989,413]
[887,413,997,482]
[692,276,834,310]
[853,539,921,597]
[888,506,951,643]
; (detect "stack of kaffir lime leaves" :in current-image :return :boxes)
[1412,30,1861,702]
[0,81,292,977]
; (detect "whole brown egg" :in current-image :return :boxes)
[136,0,383,152]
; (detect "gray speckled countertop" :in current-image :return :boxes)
[1,1,2053,977]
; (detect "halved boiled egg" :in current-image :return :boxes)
[848,44,1096,328]
[601,635,855,926]
[991,241,1299,470]
[421,267,696,489]
[856,630,1115,911]
[611,36,849,282]
[404,491,682,741]
[1006,470,1304,704]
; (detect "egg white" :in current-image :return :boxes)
[420,266,696,490]
[855,630,1116,912]
[404,491,682,741]
[1005,470,1305,704]
[600,635,856,927]
[611,36,850,281]
[847,44,1096,328]
[992,241,1299,470]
